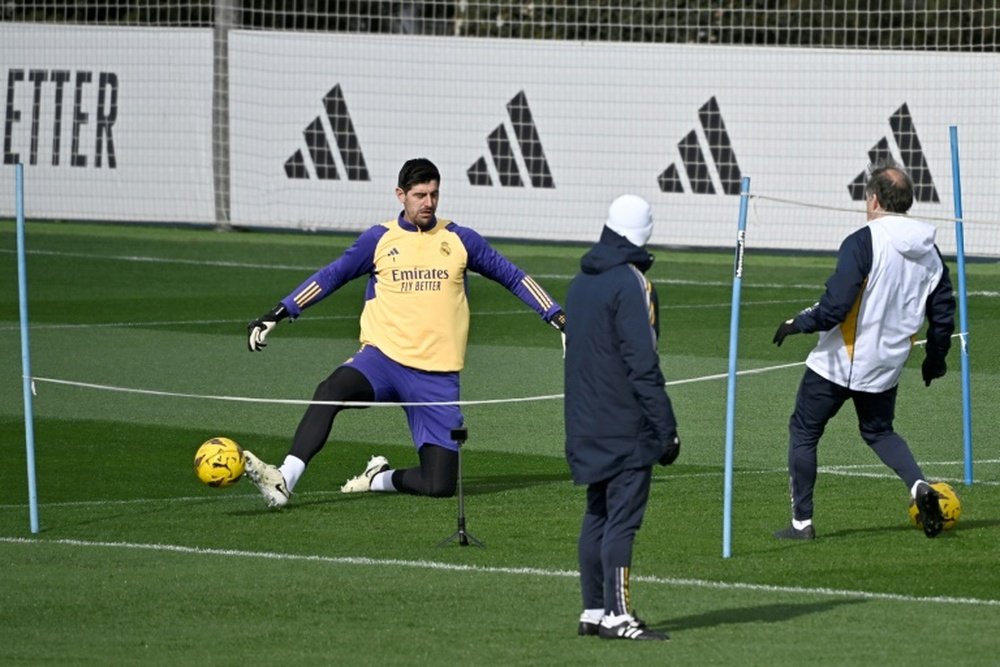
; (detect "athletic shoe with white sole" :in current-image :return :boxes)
[340,455,390,493]
[598,613,668,641]
[243,450,290,508]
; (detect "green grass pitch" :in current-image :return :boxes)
[1,220,999,665]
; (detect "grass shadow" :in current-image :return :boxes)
[655,598,868,632]
[817,518,998,540]
[463,472,570,495]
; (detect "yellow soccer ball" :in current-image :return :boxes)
[194,437,245,488]
[908,481,961,531]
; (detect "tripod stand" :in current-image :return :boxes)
[437,427,484,547]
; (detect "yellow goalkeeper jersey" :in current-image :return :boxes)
[280,214,561,372]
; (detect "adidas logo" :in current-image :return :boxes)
[468,91,554,188]
[847,103,938,203]
[285,84,370,181]
[659,97,742,195]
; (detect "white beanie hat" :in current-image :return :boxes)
[606,194,653,247]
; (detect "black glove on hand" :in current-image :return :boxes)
[549,309,566,332]
[922,355,947,386]
[772,319,799,346]
[659,434,681,466]
[549,309,567,358]
[247,303,289,352]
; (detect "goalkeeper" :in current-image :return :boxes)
[242,158,566,508]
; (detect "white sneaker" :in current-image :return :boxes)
[598,613,668,641]
[340,455,390,493]
[243,450,290,508]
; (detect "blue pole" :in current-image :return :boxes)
[948,126,973,486]
[723,176,750,558]
[16,163,41,533]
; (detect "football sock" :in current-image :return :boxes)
[371,470,397,492]
[910,479,928,499]
[792,518,813,530]
[581,609,604,624]
[601,612,633,627]
[279,455,306,492]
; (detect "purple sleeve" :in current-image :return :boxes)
[279,226,385,317]
[452,224,563,321]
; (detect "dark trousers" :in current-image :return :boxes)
[787,367,925,521]
[578,466,652,616]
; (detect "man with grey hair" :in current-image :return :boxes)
[772,158,956,540]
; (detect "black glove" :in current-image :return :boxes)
[247,303,289,352]
[549,309,567,357]
[549,309,566,332]
[773,319,799,347]
[922,355,947,386]
[659,434,680,466]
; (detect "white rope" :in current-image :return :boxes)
[750,193,993,226]
[24,330,966,407]
[27,375,561,407]
[27,360,807,408]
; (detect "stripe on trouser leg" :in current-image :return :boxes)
[614,566,631,615]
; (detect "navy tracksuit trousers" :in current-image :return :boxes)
[788,368,926,521]
[578,466,652,615]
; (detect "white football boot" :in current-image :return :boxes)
[340,455,390,493]
[243,450,290,508]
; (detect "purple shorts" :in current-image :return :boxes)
[342,345,463,452]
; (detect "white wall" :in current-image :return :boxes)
[228,33,1000,255]
[4,26,998,254]
[0,25,215,223]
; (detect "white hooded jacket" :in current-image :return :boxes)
[796,215,950,393]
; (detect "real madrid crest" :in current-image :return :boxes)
[440,242,451,256]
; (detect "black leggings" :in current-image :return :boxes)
[393,444,458,498]
[289,366,374,464]
[289,366,459,498]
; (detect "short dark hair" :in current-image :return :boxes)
[864,158,914,214]
[397,158,440,192]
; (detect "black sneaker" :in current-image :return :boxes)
[915,482,944,538]
[598,615,669,641]
[577,620,600,637]
[773,524,816,540]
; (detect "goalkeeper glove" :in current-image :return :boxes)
[659,434,680,466]
[922,355,947,386]
[772,318,799,346]
[549,309,567,358]
[549,309,566,332]
[247,303,289,352]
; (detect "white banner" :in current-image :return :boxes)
[230,32,1000,255]
[0,25,214,223]
[3,27,997,255]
